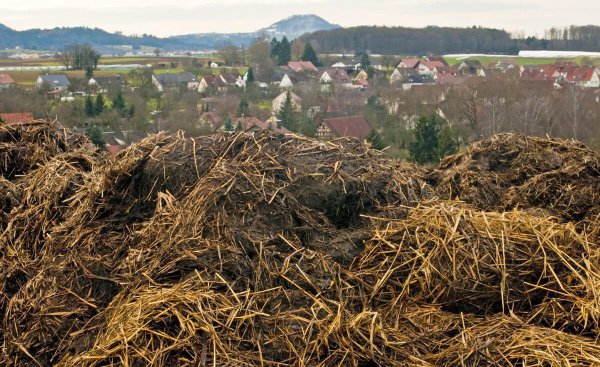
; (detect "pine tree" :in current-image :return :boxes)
[409,114,441,164]
[85,66,94,79]
[246,67,255,83]
[224,118,234,132]
[277,37,291,66]
[85,125,105,148]
[94,95,105,116]
[270,38,280,59]
[112,90,126,115]
[437,122,458,159]
[301,43,320,66]
[360,52,371,68]
[236,121,243,132]
[366,130,386,150]
[85,95,96,117]
[237,98,250,117]
[277,91,298,132]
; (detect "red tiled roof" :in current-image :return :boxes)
[565,67,597,82]
[323,116,372,140]
[202,75,225,88]
[106,144,121,154]
[420,60,446,70]
[0,74,15,85]
[0,113,34,125]
[397,58,421,69]
[287,61,318,73]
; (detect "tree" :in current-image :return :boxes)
[270,38,280,59]
[85,125,105,148]
[112,90,126,115]
[248,38,275,78]
[154,48,161,57]
[301,43,321,66]
[437,122,458,159]
[277,91,298,132]
[85,66,94,79]
[237,98,250,117]
[291,39,305,61]
[0,116,4,124]
[218,44,243,66]
[359,52,371,68]
[62,44,100,71]
[277,37,292,66]
[366,130,386,150]
[85,95,96,117]
[94,94,105,116]
[246,67,255,83]
[409,114,442,164]
[224,118,234,132]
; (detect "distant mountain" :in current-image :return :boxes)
[257,15,341,40]
[0,15,341,53]
[168,14,341,49]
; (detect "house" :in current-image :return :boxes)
[0,113,35,125]
[272,91,302,113]
[353,79,369,89]
[354,69,369,82]
[36,74,70,91]
[0,74,16,89]
[209,61,220,68]
[152,72,199,92]
[563,67,600,88]
[88,75,128,93]
[417,60,446,76]
[390,68,417,84]
[402,74,435,90]
[279,74,295,90]
[285,61,319,73]
[458,60,485,76]
[331,62,347,68]
[198,111,224,130]
[198,75,226,93]
[424,56,448,66]
[396,58,421,69]
[493,61,518,73]
[316,115,372,140]
[319,69,352,87]
[226,116,290,134]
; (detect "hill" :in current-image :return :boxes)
[301,25,518,55]
[0,15,340,52]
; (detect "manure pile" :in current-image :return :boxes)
[1,123,600,366]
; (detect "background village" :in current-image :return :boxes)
[1,38,600,158]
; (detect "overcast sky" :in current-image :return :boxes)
[1,0,598,37]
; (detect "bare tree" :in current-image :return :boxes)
[563,85,586,139]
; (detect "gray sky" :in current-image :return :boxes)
[1,0,598,37]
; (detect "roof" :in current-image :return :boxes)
[39,74,70,86]
[220,73,239,84]
[397,58,421,68]
[460,60,483,68]
[322,116,372,140]
[286,61,319,73]
[202,75,226,88]
[406,74,435,84]
[0,74,15,85]
[424,56,448,66]
[90,75,128,87]
[199,112,223,130]
[233,116,290,134]
[564,67,597,82]
[420,60,446,70]
[320,69,351,83]
[0,113,34,125]
[272,91,302,113]
[156,72,197,85]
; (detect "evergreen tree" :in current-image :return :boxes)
[224,118,234,132]
[437,122,458,159]
[85,66,94,79]
[246,67,255,83]
[112,90,126,115]
[85,125,105,148]
[270,38,280,59]
[237,98,250,117]
[0,116,5,124]
[366,130,386,150]
[277,37,292,66]
[94,94,105,116]
[85,95,96,117]
[301,43,321,66]
[409,114,442,164]
[277,91,298,132]
[360,52,371,68]
[409,114,458,164]
[236,121,243,132]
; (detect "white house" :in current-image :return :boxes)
[331,62,346,68]
[279,74,294,90]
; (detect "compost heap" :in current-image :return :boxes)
[1,123,600,367]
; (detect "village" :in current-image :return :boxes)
[1,45,600,156]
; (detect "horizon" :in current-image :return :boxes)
[1,1,599,38]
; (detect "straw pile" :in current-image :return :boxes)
[1,124,599,366]
[429,133,600,223]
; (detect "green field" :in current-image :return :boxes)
[444,56,600,67]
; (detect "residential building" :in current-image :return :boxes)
[152,72,199,92]
[0,113,35,125]
[272,91,302,113]
[0,74,16,89]
[36,74,70,91]
[316,115,372,140]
